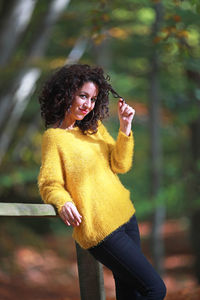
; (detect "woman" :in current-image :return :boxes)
[38,64,166,299]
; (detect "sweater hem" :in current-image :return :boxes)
[73,210,136,250]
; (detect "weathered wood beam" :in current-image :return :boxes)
[76,243,106,300]
[0,203,57,217]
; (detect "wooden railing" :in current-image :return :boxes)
[0,203,105,300]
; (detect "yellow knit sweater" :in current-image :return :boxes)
[38,122,135,249]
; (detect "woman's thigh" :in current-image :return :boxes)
[124,214,141,248]
[89,218,166,299]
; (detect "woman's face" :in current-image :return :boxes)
[66,81,99,123]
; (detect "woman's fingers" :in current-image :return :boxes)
[124,106,135,117]
[118,99,135,118]
[60,202,82,227]
[65,206,81,226]
[118,98,135,136]
[118,99,126,114]
[62,217,71,226]
[63,205,76,225]
[72,204,82,223]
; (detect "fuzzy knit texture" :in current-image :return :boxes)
[38,122,135,249]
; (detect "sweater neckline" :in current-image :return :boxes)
[50,127,79,132]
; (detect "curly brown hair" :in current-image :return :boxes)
[39,64,121,134]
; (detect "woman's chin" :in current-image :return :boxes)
[76,114,87,120]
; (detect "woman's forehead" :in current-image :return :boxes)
[77,82,99,95]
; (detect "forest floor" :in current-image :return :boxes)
[0,218,200,300]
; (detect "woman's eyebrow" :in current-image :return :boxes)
[80,91,98,97]
[79,91,88,94]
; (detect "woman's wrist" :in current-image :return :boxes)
[120,124,132,136]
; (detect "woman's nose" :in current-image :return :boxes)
[84,98,92,108]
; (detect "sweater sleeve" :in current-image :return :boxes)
[38,129,74,213]
[98,123,134,174]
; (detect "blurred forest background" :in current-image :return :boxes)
[0,0,200,299]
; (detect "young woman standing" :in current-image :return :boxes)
[38,64,166,299]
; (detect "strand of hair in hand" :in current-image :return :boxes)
[109,87,126,104]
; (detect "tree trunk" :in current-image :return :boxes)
[93,31,111,70]
[0,0,37,66]
[65,36,89,65]
[149,2,165,275]
[186,69,200,283]
[27,0,71,60]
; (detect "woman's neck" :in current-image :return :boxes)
[60,118,75,129]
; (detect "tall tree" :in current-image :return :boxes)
[186,68,200,283]
[149,2,165,275]
[0,0,37,66]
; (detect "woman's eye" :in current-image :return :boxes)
[80,94,86,99]
[92,98,97,102]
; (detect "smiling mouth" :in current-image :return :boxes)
[79,108,89,114]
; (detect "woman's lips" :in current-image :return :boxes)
[79,108,89,114]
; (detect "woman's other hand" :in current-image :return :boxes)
[118,98,135,136]
[59,202,82,227]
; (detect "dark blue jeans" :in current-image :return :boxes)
[88,215,166,300]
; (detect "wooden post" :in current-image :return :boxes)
[76,242,106,300]
[0,203,105,300]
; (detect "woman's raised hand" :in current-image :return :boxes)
[118,98,135,136]
[59,202,82,227]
